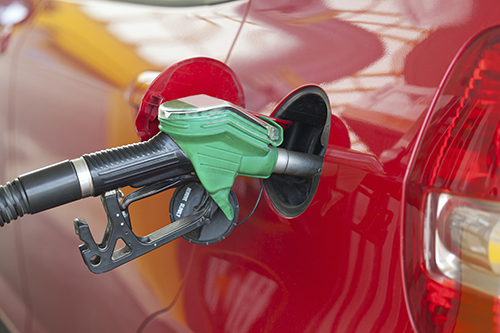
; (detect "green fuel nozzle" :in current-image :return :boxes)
[158,95,283,220]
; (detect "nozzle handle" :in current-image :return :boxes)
[0,132,193,226]
[82,132,193,195]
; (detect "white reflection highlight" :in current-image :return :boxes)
[0,1,28,26]
[81,0,244,66]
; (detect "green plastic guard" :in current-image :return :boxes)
[158,95,283,220]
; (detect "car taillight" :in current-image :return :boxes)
[404,26,500,332]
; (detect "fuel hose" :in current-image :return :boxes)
[0,132,194,226]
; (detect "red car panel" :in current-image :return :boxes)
[1,0,500,332]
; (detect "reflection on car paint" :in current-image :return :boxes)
[1,0,500,331]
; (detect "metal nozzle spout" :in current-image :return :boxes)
[274,148,324,178]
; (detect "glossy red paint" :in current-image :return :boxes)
[1,0,500,332]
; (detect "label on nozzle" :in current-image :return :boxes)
[158,95,283,220]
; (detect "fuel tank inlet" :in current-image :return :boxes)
[265,85,348,217]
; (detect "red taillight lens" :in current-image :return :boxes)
[404,26,500,332]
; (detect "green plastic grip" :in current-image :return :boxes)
[158,95,283,220]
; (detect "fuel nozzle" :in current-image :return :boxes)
[0,93,324,274]
[158,94,284,220]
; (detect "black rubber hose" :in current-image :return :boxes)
[0,132,193,226]
[0,179,30,227]
[0,161,82,227]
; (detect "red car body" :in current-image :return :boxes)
[1,0,500,332]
